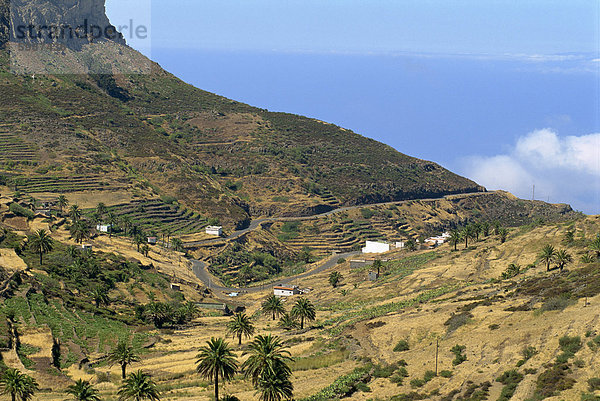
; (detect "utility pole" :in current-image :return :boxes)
[435,338,439,375]
[532,184,535,200]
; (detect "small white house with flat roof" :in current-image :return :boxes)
[96,224,111,233]
[362,241,390,254]
[273,285,300,297]
[205,226,223,236]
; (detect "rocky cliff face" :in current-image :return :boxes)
[1,0,124,49]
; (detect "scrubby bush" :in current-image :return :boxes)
[496,369,524,401]
[444,312,472,333]
[539,296,575,312]
[9,203,34,219]
[588,377,600,392]
[393,339,410,352]
[410,378,425,388]
[451,344,467,366]
[439,370,453,378]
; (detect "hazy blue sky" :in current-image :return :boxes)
[106,1,600,213]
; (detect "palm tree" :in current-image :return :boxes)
[449,229,461,251]
[589,234,600,260]
[472,222,482,241]
[27,229,54,265]
[328,271,342,288]
[555,249,572,272]
[460,225,473,248]
[256,371,294,401]
[69,204,82,223]
[57,194,68,216]
[0,368,39,401]
[171,238,184,252]
[227,312,255,346]
[70,220,90,244]
[481,221,490,237]
[538,244,557,272]
[133,232,145,253]
[196,337,238,401]
[372,259,382,275]
[241,334,293,401]
[120,216,133,236]
[107,341,140,379]
[498,227,509,244]
[290,298,316,330]
[141,244,150,257]
[262,295,285,321]
[91,287,110,307]
[277,313,299,331]
[106,212,117,238]
[95,203,107,219]
[117,370,160,401]
[65,379,101,401]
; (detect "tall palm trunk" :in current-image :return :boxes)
[214,369,219,401]
[121,363,127,379]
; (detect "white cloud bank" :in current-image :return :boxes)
[461,129,600,214]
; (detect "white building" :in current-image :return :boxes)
[362,241,390,254]
[395,241,405,249]
[273,285,300,297]
[147,236,158,244]
[96,224,111,233]
[205,225,223,236]
[81,244,93,250]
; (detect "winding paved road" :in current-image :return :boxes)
[190,251,361,293]
[187,191,492,293]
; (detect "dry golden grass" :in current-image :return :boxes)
[0,248,28,272]
[8,214,600,400]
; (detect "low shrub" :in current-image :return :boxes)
[9,203,34,219]
[439,370,453,378]
[588,377,600,392]
[533,363,576,399]
[444,312,472,333]
[451,344,467,366]
[559,335,582,359]
[423,370,436,382]
[393,339,410,352]
[410,378,425,388]
[496,370,524,401]
[539,296,575,312]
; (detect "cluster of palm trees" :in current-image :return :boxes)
[261,295,316,330]
[197,335,294,401]
[61,341,159,401]
[448,221,508,250]
[538,244,572,272]
[58,196,186,255]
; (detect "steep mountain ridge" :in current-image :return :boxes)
[0,0,486,228]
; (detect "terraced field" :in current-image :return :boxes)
[105,199,209,236]
[0,131,37,162]
[274,216,417,257]
[9,175,129,193]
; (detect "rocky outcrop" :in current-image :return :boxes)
[1,0,124,49]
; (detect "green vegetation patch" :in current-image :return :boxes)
[299,365,372,401]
